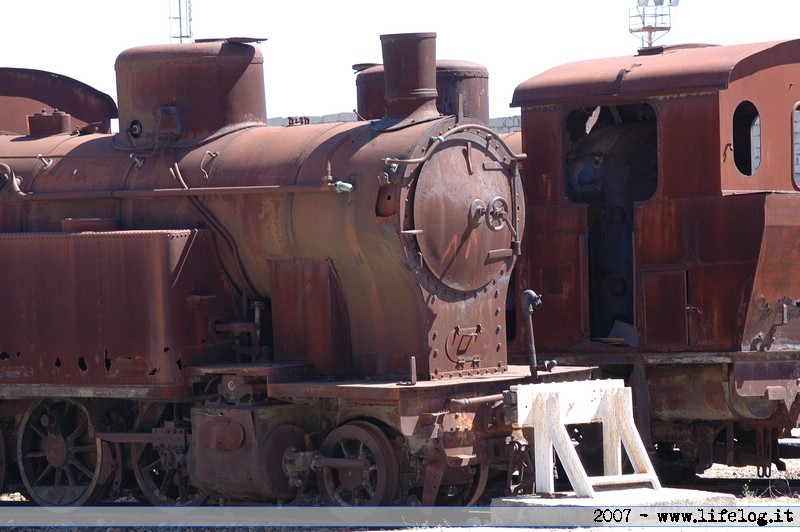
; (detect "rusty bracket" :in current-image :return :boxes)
[218,374,269,404]
[200,150,219,179]
[36,154,52,169]
[152,426,187,451]
[505,431,535,495]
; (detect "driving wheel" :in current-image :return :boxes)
[17,398,111,506]
[317,421,399,506]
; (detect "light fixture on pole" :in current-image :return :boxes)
[629,0,677,48]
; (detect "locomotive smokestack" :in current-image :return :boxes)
[380,32,439,122]
[355,60,490,123]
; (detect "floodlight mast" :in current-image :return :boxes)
[169,0,193,43]
[630,0,678,48]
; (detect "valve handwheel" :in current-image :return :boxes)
[486,196,509,232]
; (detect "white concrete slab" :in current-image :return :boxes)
[492,487,737,507]
[490,488,741,527]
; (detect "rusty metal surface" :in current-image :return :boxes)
[0,230,239,399]
[183,361,311,379]
[512,40,799,107]
[0,67,117,135]
[266,365,593,403]
[268,259,349,377]
[741,194,800,351]
[379,33,439,122]
[190,403,313,501]
[508,38,800,474]
[396,125,524,379]
[357,60,489,123]
[27,109,74,136]
[732,361,800,413]
[648,364,739,422]
[115,40,266,149]
[191,406,259,499]
[0,32,543,507]
[1,46,521,383]
[412,136,513,292]
[435,60,489,123]
[501,131,521,155]
[181,119,516,380]
[510,40,800,356]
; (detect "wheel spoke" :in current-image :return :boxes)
[362,481,375,497]
[69,457,95,479]
[34,464,54,485]
[160,468,176,495]
[30,424,47,441]
[67,418,89,444]
[24,450,47,459]
[64,464,77,486]
[70,444,97,455]
[178,473,190,501]
[143,456,162,472]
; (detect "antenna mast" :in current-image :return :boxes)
[169,0,193,43]
[629,0,679,48]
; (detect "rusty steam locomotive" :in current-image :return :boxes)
[0,32,555,507]
[2,29,800,508]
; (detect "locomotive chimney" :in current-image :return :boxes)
[356,60,490,123]
[380,32,439,122]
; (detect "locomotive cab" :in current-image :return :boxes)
[510,39,800,475]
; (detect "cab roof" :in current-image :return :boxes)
[512,39,800,108]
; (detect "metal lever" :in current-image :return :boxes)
[521,289,550,382]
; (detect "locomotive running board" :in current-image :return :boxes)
[504,379,661,498]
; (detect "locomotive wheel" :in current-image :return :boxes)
[317,421,399,506]
[437,464,489,506]
[17,398,111,506]
[131,402,208,506]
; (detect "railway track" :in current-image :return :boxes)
[0,479,797,507]
[2,450,799,507]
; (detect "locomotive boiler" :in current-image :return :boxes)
[507,39,800,477]
[0,32,550,506]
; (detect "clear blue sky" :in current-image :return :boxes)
[3,0,798,118]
